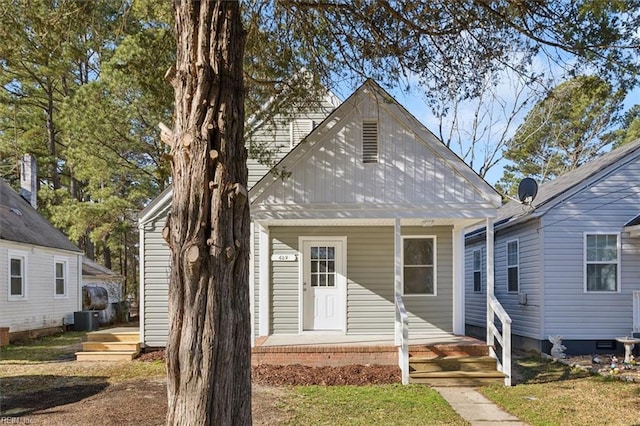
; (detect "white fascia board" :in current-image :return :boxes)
[139,189,172,225]
[252,204,498,221]
[376,91,501,207]
[625,224,640,238]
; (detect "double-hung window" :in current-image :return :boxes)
[585,233,619,292]
[54,257,68,298]
[9,251,27,300]
[403,237,436,295]
[473,249,482,293]
[507,240,519,292]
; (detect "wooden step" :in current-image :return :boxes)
[410,356,497,373]
[409,370,506,386]
[409,344,488,358]
[82,341,141,352]
[86,330,140,343]
[75,351,139,362]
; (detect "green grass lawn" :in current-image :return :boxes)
[480,355,640,426]
[0,331,86,362]
[284,385,468,425]
[3,332,640,426]
[0,331,165,384]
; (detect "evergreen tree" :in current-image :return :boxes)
[610,105,640,147]
[496,76,625,196]
[167,1,640,423]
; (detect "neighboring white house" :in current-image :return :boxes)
[0,166,83,338]
[465,138,640,355]
[139,80,502,351]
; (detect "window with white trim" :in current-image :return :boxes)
[585,233,619,292]
[403,237,436,295]
[54,258,67,297]
[507,240,519,292]
[473,249,482,293]
[9,251,27,299]
[362,120,378,163]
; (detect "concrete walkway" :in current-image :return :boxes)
[434,387,527,425]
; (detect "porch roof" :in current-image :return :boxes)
[625,213,640,238]
[251,208,495,228]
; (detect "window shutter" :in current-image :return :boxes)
[362,121,378,163]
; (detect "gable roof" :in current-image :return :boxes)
[83,257,123,279]
[250,79,501,217]
[138,90,341,225]
[494,137,640,230]
[0,180,81,252]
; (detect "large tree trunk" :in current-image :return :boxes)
[165,2,251,425]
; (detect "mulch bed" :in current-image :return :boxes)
[136,350,401,385]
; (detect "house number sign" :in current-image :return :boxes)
[271,254,297,262]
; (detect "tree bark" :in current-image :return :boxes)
[166,2,250,425]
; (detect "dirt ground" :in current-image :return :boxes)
[0,354,399,425]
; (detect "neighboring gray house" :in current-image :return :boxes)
[465,138,640,355]
[139,80,501,350]
[0,161,83,338]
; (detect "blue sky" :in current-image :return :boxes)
[388,83,639,186]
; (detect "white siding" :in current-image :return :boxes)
[0,240,81,333]
[269,226,454,335]
[247,102,337,189]
[255,97,491,208]
[142,213,171,347]
[542,161,640,339]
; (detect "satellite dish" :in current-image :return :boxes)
[518,178,538,205]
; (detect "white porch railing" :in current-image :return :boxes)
[395,294,409,385]
[487,294,512,386]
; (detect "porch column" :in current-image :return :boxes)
[257,222,270,336]
[452,225,465,335]
[394,218,402,345]
[486,218,495,347]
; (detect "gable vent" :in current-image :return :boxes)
[362,120,378,163]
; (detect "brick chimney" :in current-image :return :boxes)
[20,154,37,209]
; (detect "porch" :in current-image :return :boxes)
[252,332,504,386]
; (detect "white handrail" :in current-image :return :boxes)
[395,294,409,385]
[488,294,512,386]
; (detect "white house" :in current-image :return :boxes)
[0,163,83,339]
[139,80,502,353]
[465,138,640,355]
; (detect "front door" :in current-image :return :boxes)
[302,239,345,331]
